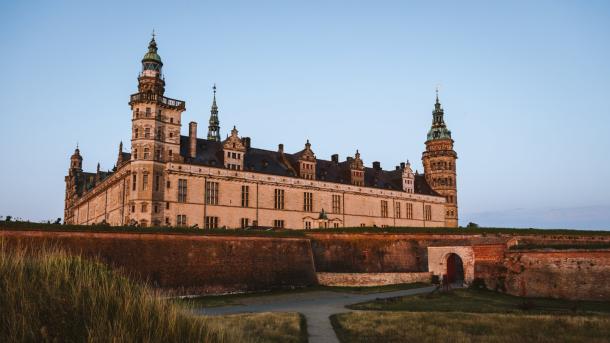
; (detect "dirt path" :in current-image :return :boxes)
[195,285,436,343]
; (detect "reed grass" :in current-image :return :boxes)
[0,243,303,342]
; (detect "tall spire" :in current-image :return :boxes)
[427,89,452,141]
[207,84,220,141]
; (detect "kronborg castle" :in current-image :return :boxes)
[64,36,459,229]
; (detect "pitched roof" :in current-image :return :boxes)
[180,136,439,196]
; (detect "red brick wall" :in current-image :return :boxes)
[0,230,317,295]
[308,233,509,273]
[503,250,610,301]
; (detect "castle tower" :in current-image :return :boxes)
[207,84,220,141]
[64,146,83,223]
[422,90,458,227]
[128,33,186,227]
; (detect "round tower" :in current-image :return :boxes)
[422,91,458,227]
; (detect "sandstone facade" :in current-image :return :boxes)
[64,35,459,229]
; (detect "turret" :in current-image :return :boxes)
[69,146,83,172]
[422,90,458,227]
[402,160,414,193]
[137,32,165,95]
[208,84,220,141]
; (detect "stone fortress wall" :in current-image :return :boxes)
[2,228,609,300]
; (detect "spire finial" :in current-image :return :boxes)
[213,83,217,95]
[152,28,156,40]
[435,86,439,103]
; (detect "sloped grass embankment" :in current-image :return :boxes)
[0,244,304,342]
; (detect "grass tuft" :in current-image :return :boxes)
[0,243,304,342]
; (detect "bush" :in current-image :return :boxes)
[469,278,487,290]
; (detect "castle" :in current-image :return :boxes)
[64,35,458,229]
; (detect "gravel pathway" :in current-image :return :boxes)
[195,285,436,343]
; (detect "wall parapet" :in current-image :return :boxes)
[316,272,431,287]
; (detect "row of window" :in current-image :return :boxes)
[174,179,428,218]
[132,147,173,160]
[430,161,455,171]
[432,177,454,187]
[132,173,162,192]
[134,127,175,140]
[134,107,177,124]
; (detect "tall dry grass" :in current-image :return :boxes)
[0,243,252,342]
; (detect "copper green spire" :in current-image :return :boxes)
[142,30,163,66]
[207,84,220,141]
[427,89,452,141]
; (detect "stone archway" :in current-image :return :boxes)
[427,246,475,284]
[446,253,464,283]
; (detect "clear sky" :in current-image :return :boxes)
[1,1,609,229]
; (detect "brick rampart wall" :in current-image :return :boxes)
[504,250,610,301]
[316,272,432,287]
[307,233,509,273]
[0,230,317,295]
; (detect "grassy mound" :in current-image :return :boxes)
[0,244,301,342]
[331,311,610,343]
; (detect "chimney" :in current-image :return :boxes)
[278,143,284,154]
[400,162,405,169]
[373,161,381,170]
[241,137,251,149]
[331,154,339,164]
[188,122,197,158]
[395,166,400,170]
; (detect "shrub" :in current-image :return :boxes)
[470,278,487,290]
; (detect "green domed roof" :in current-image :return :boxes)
[142,37,162,65]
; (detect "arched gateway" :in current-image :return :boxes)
[446,253,464,283]
[427,246,475,284]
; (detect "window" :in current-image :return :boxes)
[241,185,249,207]
[240,218,249,228]
[133,149,138,159]
[131,204,135,213]
[303,192,313,212]
[304,221,311,230]
[274,189,285,210]
[406,202,413,219]
[333,222,340,228]
[381,200,388,218]
[155,174,160,192]
[360,223,366,227]
[166,202,170,210]
[141,202,147,212]
[273,219,285,229]
[395,202,401,219]
[177,179,187,203]
[205,181,219,205]
[205,216,219,229]
[143,148,149,159]
[332,194,341,214]
[166,180,171,189]
[154,204,159,213]
[156,149,161,160]
[176,214,187,226]
[169,149,173,158]
[145,107,151,117]
[144,128,150,138]
[135,128,139,138]
[142,174,148,191]
[424,205,432,221]
[132,174,137,191]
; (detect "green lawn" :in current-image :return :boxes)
[348,288,610,314]
[331,311,610,343]
[334,289,610,342]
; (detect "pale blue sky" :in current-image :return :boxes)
[1,1,609,229]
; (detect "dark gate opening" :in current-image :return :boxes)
[446,253,464,283]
